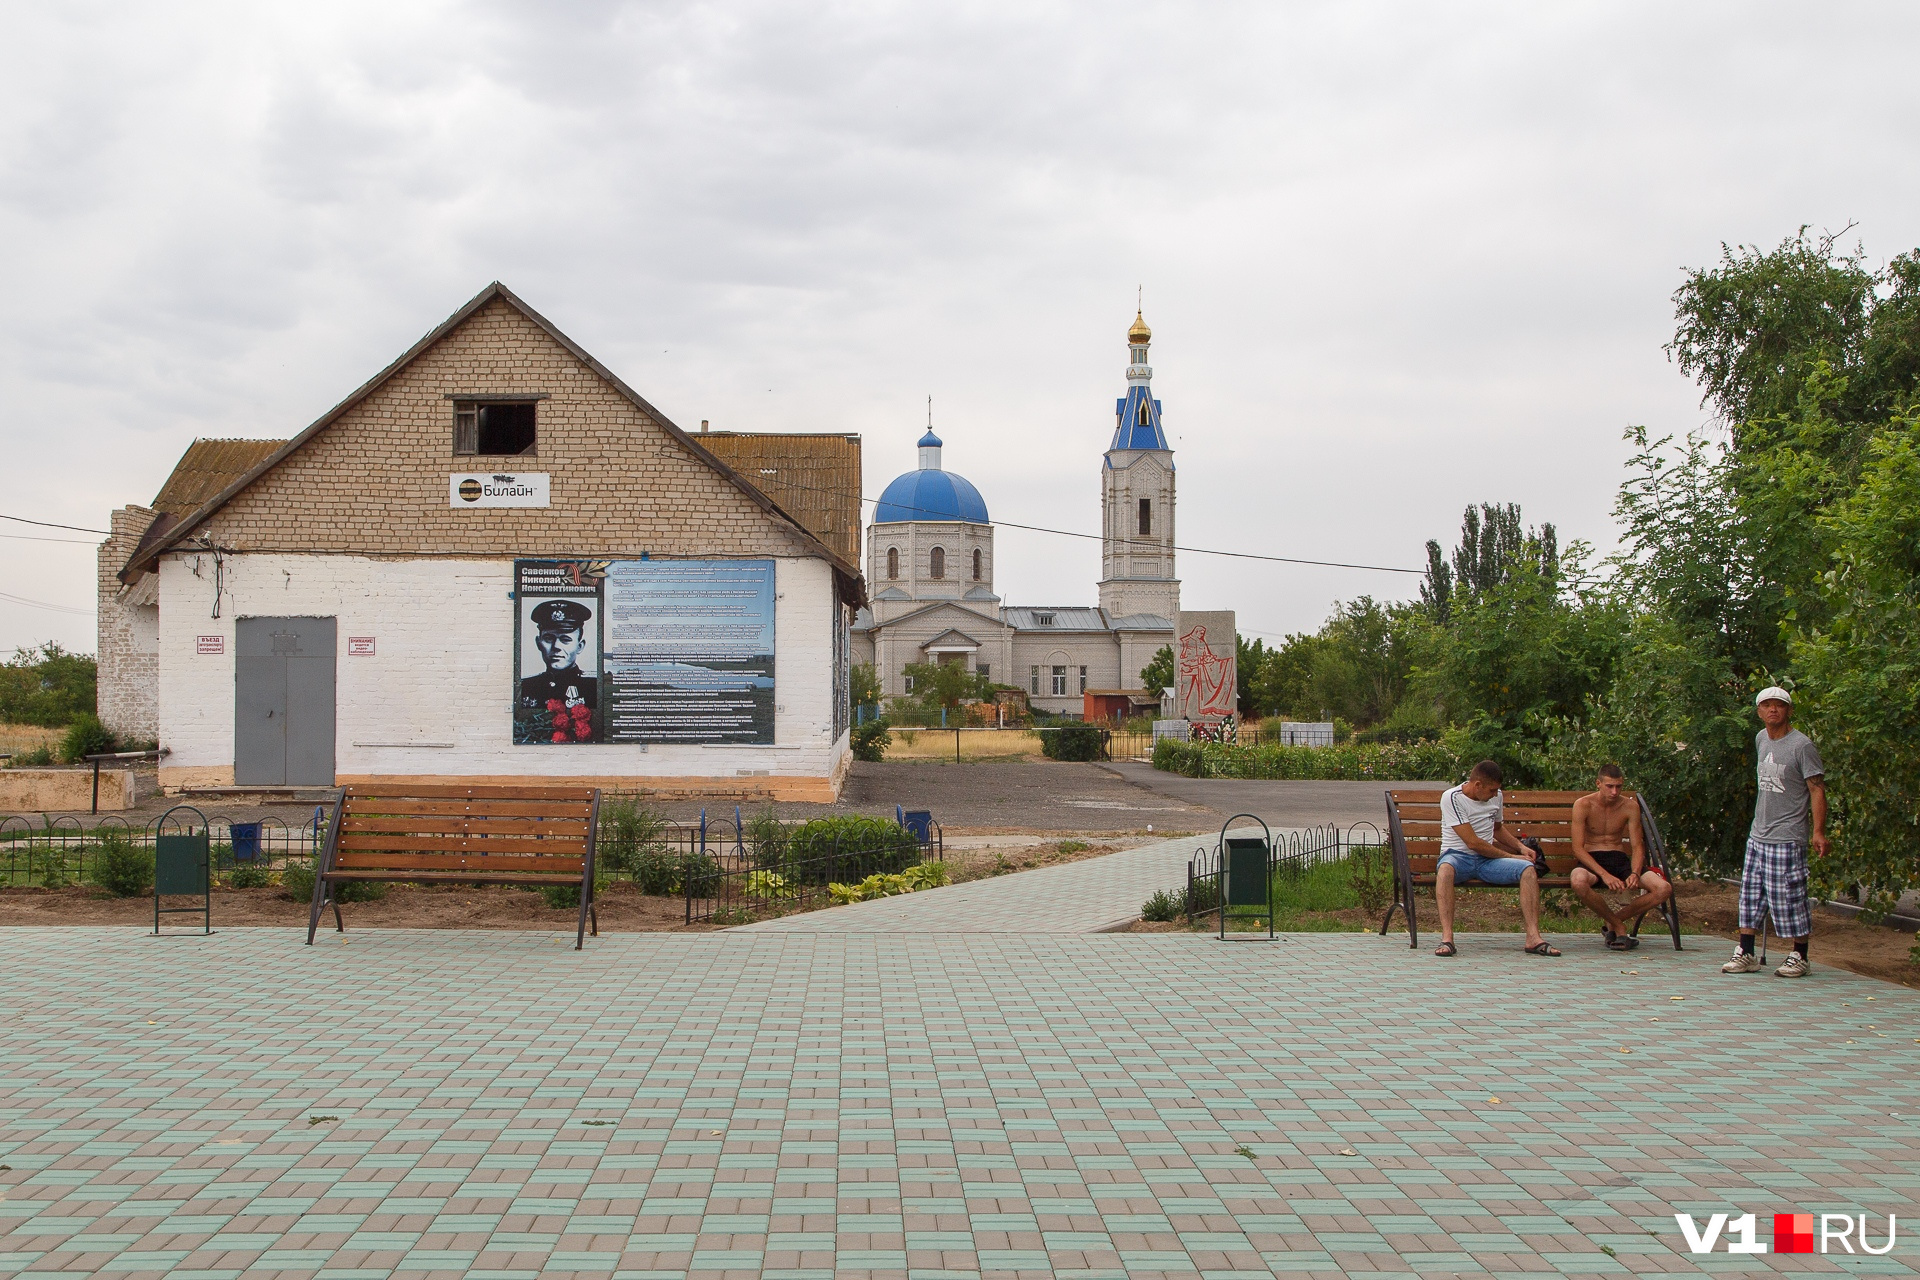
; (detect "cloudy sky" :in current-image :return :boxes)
[3,1,1917,656]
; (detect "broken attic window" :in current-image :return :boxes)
[453,401,537,456]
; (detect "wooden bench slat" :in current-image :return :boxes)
[338,834,590,855]
[334,853,585,872]
[345,783,597,801]
[342,816,591,837]
[326,870,583,883]
[344,799,593,819]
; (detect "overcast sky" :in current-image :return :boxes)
[4,2,1918,657]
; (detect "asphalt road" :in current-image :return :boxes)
[658,759,1447,835]
[1100,762,1443,835]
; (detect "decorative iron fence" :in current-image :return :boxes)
[651,814,942,924]
[1185,820,1386,919]
[0,807,332,888]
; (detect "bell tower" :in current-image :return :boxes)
[1098,308,1180,619]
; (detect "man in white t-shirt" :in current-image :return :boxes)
[1432,759,1560,958]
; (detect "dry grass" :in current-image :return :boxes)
[0,725,62,761]
[885,729,1045,761]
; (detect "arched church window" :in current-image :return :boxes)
[886,547,899,579]
[1138,498,1151,536]
[1138,401,1150,426]
[930,547,945,579]
[972,548,982,580]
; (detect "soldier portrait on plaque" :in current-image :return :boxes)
[514,596,602,743]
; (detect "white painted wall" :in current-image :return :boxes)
[155,553,847,781]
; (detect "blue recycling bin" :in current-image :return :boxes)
[230,822,262,863]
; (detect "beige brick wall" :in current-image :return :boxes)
[97,506,161,742]
[193,296,828,564]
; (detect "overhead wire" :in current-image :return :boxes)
[0,513,111,535]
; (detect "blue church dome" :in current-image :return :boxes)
[874,467,990,524]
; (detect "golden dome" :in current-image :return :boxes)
[1128,310,1152,343]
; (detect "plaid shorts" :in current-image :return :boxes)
[1739,838,1810,937]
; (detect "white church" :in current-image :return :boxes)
[851,310,1179,717]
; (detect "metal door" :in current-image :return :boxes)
[235,617,337,785]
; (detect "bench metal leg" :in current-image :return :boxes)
[306,881,326,945]
[574,879,593,950]
[1378,896,1400,937]
[1405,884,1419,950]
[332,895,344,933]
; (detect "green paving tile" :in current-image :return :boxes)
[0,927,1913,1277]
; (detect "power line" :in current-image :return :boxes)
[0,533,102,546]
[734,474,1427,575]
[0,513,110,535]
[0,591,95,616]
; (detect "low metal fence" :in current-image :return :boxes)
[645,814,941,924]
[0,808,332,888]
[1185,820,1387,918]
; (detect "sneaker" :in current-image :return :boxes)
[1721,949,1762,974]
[1775,953,1809,978]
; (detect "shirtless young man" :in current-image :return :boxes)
[1568,763,1672,951]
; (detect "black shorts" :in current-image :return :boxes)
[1581,850,1634,882]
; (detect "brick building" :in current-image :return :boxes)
[102,283,864,800]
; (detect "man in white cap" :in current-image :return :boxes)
[1721,686,1827,977]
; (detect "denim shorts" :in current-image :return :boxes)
[1437,850,1532,886]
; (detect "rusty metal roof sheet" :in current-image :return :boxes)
[151,440,285,514]
[699,431,862,565]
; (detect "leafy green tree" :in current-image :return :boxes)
[0,643,97,728]
[1139,645,1174,692]
[1252,632,1325,719]
[1303,597,1425,727]
[1790,410,1920,923]
[1668,227,1920,438]
[902,660,990,714]
[1235,634,1268,718]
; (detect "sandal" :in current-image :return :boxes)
[1434,941,1457,957]
[1605,932,1639,951]
[1524,941,1562,957]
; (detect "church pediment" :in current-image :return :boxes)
[922,627,983,652]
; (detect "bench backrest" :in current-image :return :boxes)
[1387,788,1659,880]
[330,783,599,876]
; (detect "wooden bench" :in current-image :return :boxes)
[1381,788,1682,950]
[307,783,602,948]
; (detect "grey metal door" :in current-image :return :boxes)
[235,617,337,785]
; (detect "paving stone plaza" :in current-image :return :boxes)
[1,901,1916,1278]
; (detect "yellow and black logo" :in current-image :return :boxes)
[458,478,482,502]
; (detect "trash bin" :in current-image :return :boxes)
[230,822,262,863]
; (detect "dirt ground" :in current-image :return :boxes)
[1125,879,1920,988]
[0,880,719,931]
[0,837,1123,932]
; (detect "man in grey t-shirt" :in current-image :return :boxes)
[1721,686,1827,978]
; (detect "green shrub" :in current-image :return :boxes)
[851,718,891,762]
[596,797,668,879]
[1041,723,1107,761]
[88,833,153,897]
[1140,887,1184,922]
[280,863,385,902]
[28,846,72,889]
[59,714,116,764]
[11,744,54,767]
[744,805,788,871]
[541,884,581,909]
[785,815,917,883]
[226,864,272,889]
[1152,735,1467,783]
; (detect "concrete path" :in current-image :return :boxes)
[3,925,1914,1278]
[733,835,1214,933]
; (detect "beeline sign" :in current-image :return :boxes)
[1674,1211,1895,1255]
[448,473,550,508]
